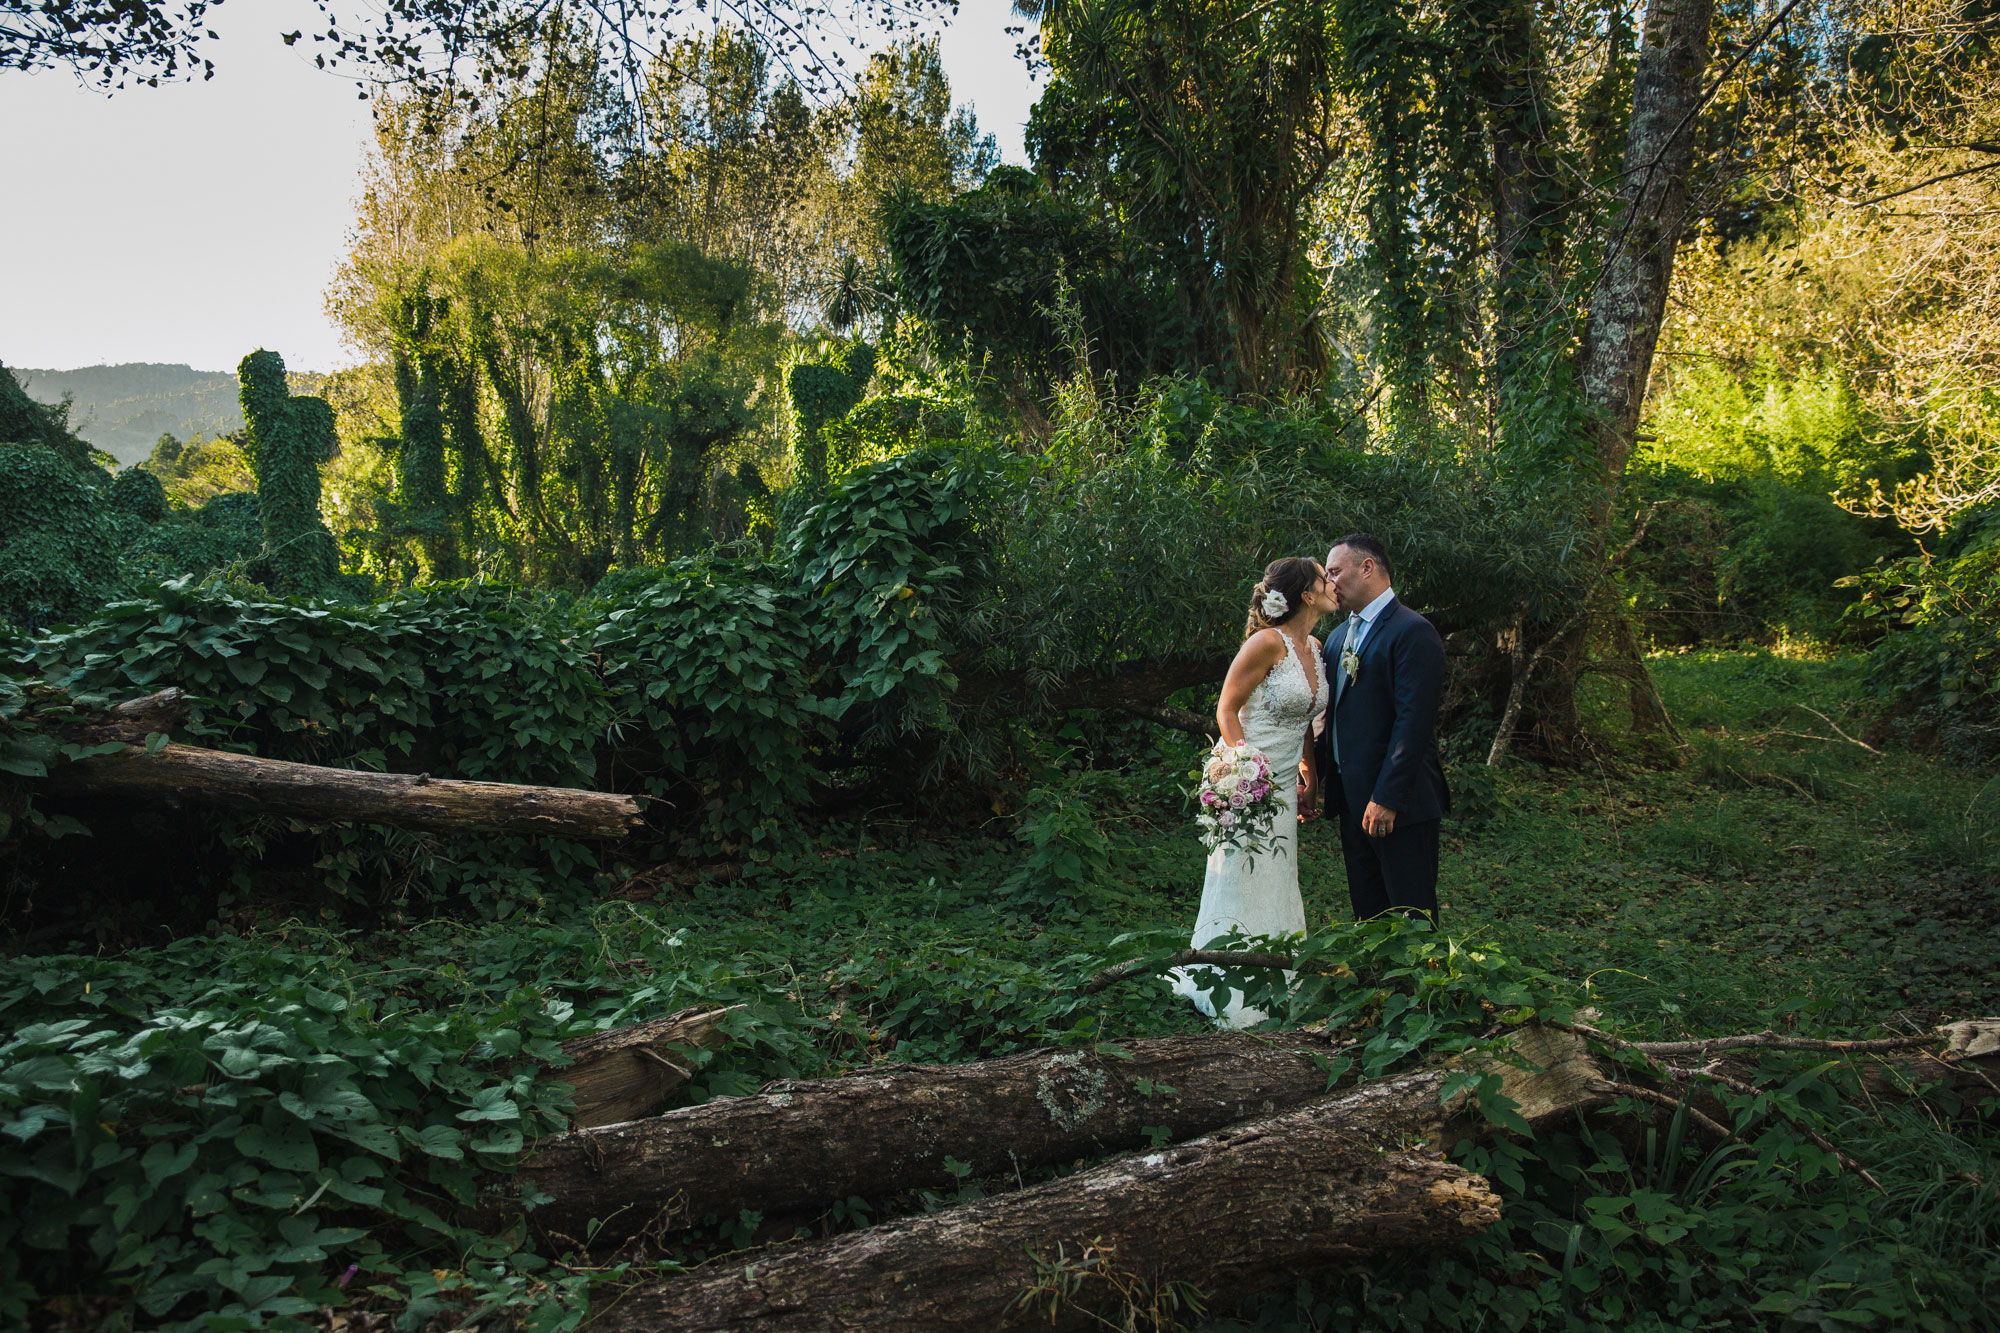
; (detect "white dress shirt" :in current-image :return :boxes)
[1336,586,1396,703]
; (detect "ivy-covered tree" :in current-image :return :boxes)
[786,341,875,485]
[1018,0,1342,399]
[887,167,1170,408]
[0,444,122,630]
[237,349,341,595]
[0,364,97,472]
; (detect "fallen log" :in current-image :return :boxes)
[488,1029,1359,1246]
[561,1006,741,1129]
[45,742,643,839]
[583,1064,1521,1332]
[568,1009,1999,1328]
[515,1009,1994,1257]
[1865,1019,2000,1099]
[60,686,189,745]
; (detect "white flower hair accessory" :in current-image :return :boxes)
[1260,588,1289,618]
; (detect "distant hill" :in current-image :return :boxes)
[12,362,328,466]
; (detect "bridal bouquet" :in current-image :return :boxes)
[1192,741,1286,864]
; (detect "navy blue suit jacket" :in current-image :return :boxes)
[1316,597,1451,824]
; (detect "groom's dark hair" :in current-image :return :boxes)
[1330,532,1391,577]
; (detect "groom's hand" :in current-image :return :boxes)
[1362,801,1397,837]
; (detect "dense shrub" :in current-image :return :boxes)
[589,557,829,853]
[0,363,97,471]
[1845,548,2000,762]
[0,388,269,635]
[1622,463,1906,644]
[123,492,266,589]
[0,444,125,630]
[111,467,168,523]
[1629,361,1917,644]
[2,433,1585,921]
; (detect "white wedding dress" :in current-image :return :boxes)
[1172,632,1328,1028]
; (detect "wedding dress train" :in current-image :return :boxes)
[1171,632,1328,1028]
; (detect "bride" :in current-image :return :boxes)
[1172,557,1337,1027]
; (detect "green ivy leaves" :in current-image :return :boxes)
[0,950,579,1331]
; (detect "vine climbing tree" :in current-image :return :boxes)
[1019,0,1343,399]
[1327,0,1720,756]
[237,350,341,596]
[787,342,876,486]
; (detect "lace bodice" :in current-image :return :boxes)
[1235,632,1327,774]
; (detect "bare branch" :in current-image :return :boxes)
[1793,705,1883,756]
[1598,1079,1735,1141]
[1845,158,2000,209]
[1631,1030,1940,1057]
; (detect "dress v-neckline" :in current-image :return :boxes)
[1280,632,1319,711]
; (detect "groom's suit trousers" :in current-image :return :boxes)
[1334,805,1439,926]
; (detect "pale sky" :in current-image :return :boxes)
[0,0,1040,374]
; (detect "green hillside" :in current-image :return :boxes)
[13,362,325,465]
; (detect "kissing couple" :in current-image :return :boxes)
[1172,534,1452,1027]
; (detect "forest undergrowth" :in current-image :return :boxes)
[5,650,1998,1332]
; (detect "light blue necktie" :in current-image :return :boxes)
[1332,613,1361,764]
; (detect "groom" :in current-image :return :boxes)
[1314,534,1450,926]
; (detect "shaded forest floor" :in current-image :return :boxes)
[1444,651,2000,1030]
[8,650,1998,1330]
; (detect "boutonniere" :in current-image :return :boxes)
[1340,647,1361,682]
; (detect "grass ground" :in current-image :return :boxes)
[6,649,1998,1330]
[1432,650,2000,1031]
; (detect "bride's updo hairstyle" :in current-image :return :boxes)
[1244,557,1322,638]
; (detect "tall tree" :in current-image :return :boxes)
[330,21,994,585]
[1022,0,1345,398]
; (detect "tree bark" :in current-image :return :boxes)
[1509,0,1711,758]
[581,1069,1515,1333]
[488,1030,1358,1247]
[1575,0,1716,484]
[60,687,189,745]
[44,743,643,839]
[560,1007,742,1129]
[1605,609,1684,750]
